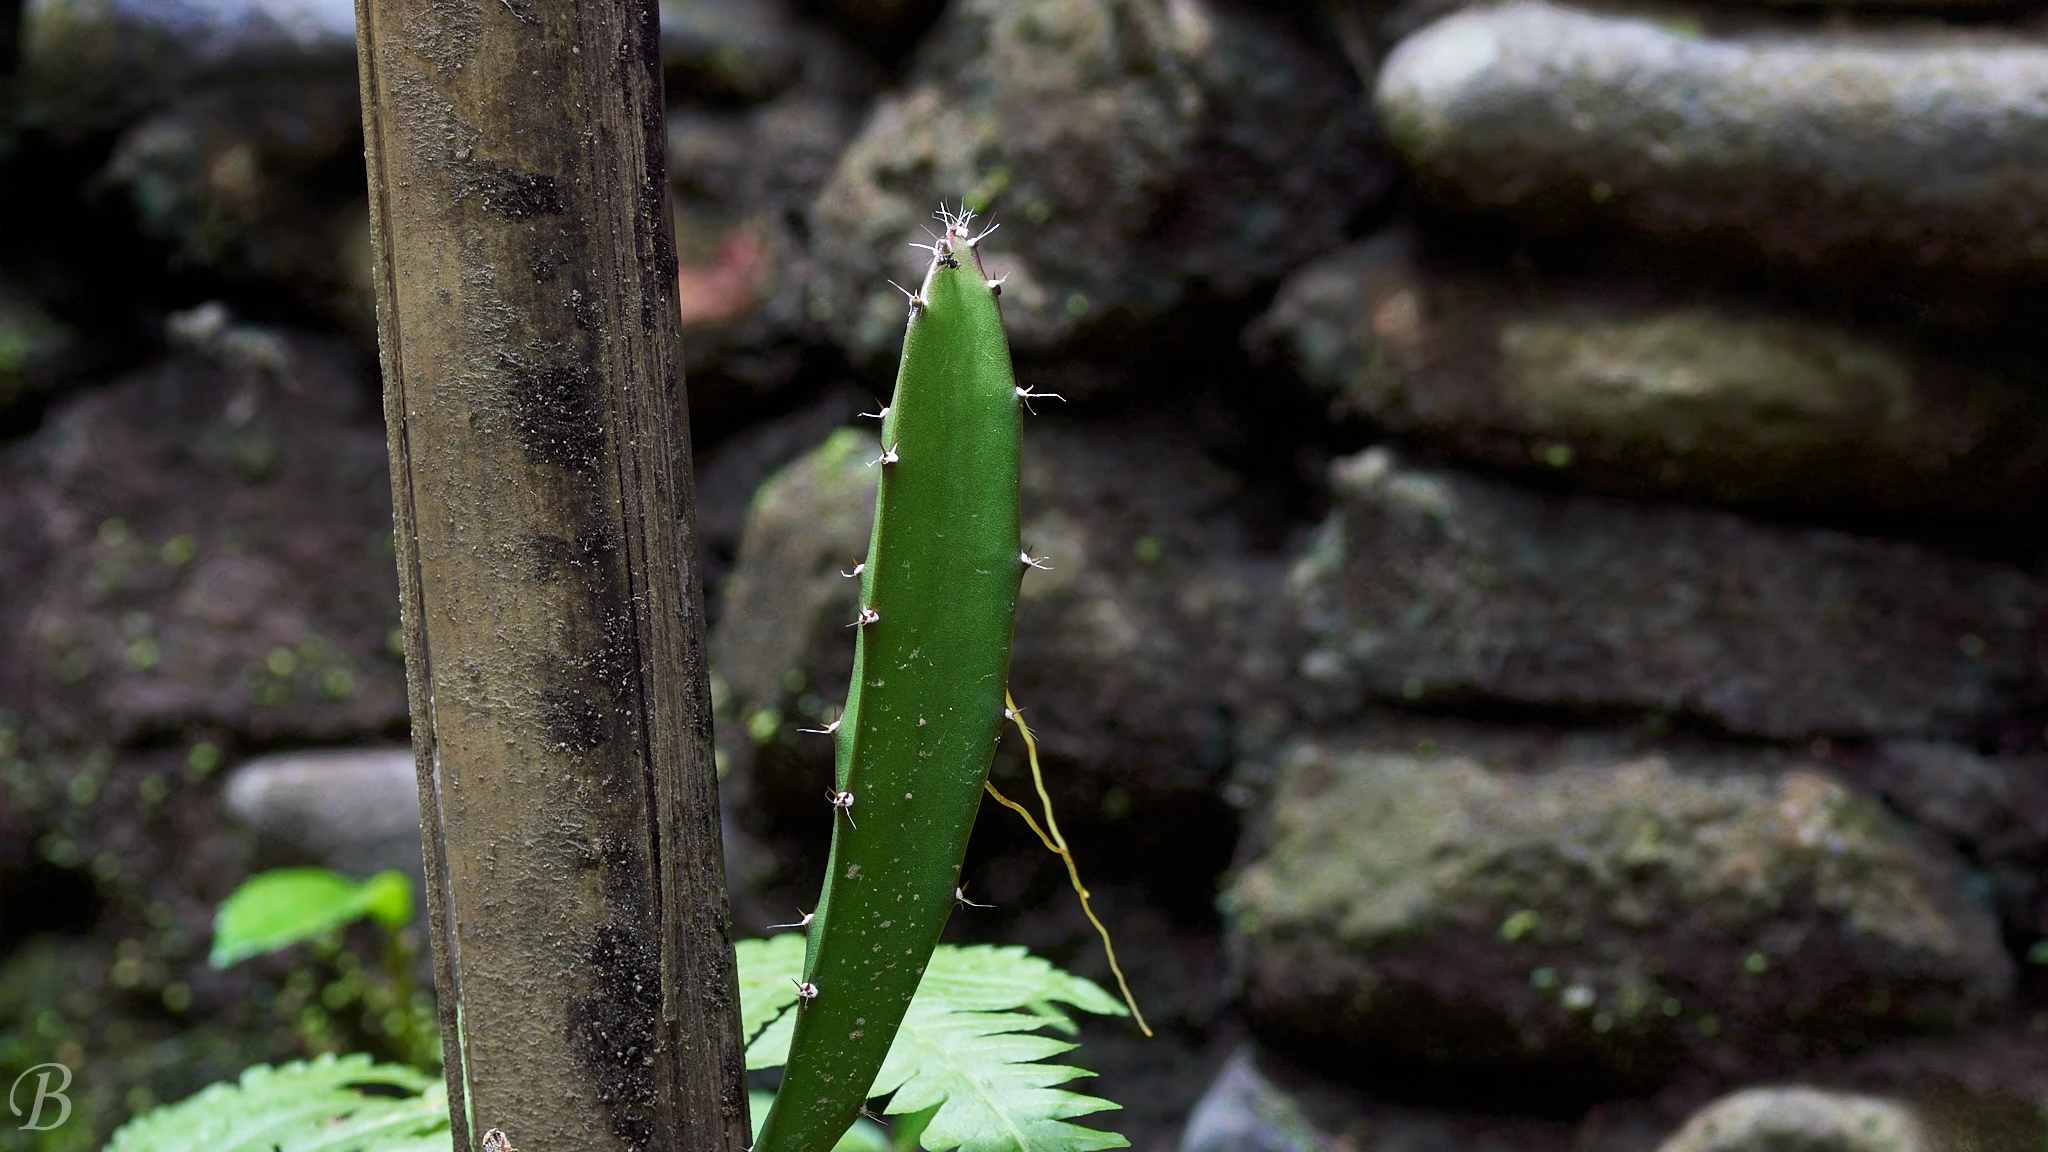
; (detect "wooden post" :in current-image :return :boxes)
[353,3,748,1150]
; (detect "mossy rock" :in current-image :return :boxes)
[1248,232,2048,538]
[1227,733,2013,1098]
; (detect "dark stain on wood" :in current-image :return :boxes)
[459,163,566,219]
[539,684,612,751]
[508,360,605,471]
[570,919,663,1150]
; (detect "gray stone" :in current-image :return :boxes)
[1247,232,2048,534]
[1179,1048,1340,1152]
[1845,742,2048,943]
[809,0,1383,369]
[658,0,880,104]
[1837,1026,2048,1148]
[1290,447,2045,740]
[222,747,423,884]
[1331,0,2036,95]
[668,94,867,410]
[16,0,355,137]
[1375,2,2048,291]
[695,388,870,617]
[1227,733,2015,1096]
[99,80,372,331]
[0,318,408,746]
[1179,1045,1588,1152]
[660,0,806,102]
[1851,743,2048,865]
[1654,1088,1929,1152]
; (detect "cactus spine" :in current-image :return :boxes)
[754,208,1024,1152]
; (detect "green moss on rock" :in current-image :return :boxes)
[1248,234,2048,533]
[1229,734,2013,1094]
[1654,1088,1930,1152]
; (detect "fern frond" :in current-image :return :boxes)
[741,941,1128,1152]
[872,1001,1126,1152]
[107,1053,445,1152]
[916,946,1126,1018]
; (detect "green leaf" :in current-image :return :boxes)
[737,933,808,1043]
[873,1004,1126,1152]
[737,940,1128,1152]
[211,867,415,968]
[748,993,801,1072]
[357,871,416,931]
[917,946,1125,1018]
[106,1053,445,1152]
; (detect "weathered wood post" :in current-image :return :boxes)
[353,3,748,1150]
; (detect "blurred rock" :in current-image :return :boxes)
[1323,0,1468,91]
[1849,743,2048,868]
[1248,233,2048,538]
[99,79,371,331]
[1836,1025,2048,1151]
[1290,447,2045,741]
[658,0,880,103]
[810,0,1384,370]
[812,0,948,55]
[711,425,873,734]
[1375,2,2048,304]
[1180,1047,1341,1152]
[222,746,422,884]
[0,277,77,415]
[15,0,356,138]
[694,387,867,619]
[1227,733,2015,1099]
[1326,0,2038,95]
[0,313,406,746]
[1841,742,2048,941]
[669,94,867,422]
[1654,1087,1928,1152]
[1179,1045,1584,1152]
[660,0,806,102]
[713,417,1287,906]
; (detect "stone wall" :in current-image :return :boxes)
[3,0,2046,1147]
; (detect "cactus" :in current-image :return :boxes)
[753,207,1027,1152]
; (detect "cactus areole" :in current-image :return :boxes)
[754,208,1025,1152]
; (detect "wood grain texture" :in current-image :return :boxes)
[353,1,747,1148]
